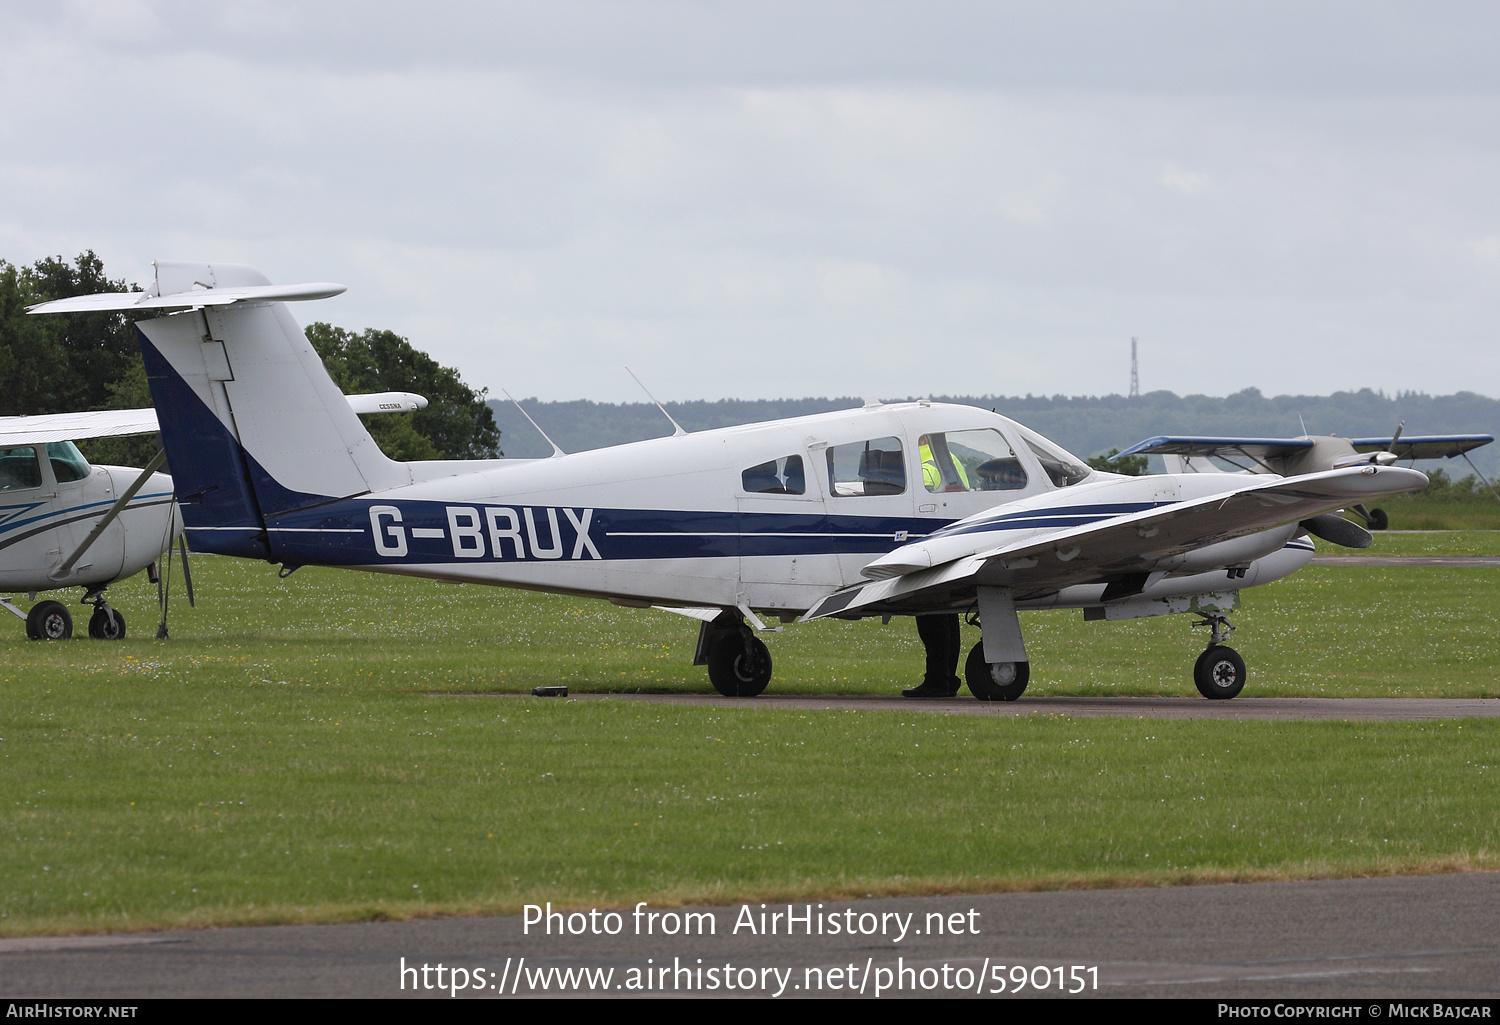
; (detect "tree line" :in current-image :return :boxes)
[489,390,1500,478]
[6,251,1496,482]
[0,252,499,467]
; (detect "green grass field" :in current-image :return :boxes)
[2,546,1498,935]
[1330,529,1500,557]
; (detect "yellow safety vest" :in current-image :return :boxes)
[920,440,969,490]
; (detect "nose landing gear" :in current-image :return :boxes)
[1192,613,1245,699]
[82,588,126,641]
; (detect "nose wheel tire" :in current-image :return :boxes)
[26,601,73,641]
[707,634,773,697]
[964,643,1029,701]
[88,606,127,640]
[1194,645,1246,699]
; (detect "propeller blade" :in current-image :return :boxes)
[56,448,167,576]
[178,536,195,608]
[1387,420,1405,454]
[1300,513,1373,549]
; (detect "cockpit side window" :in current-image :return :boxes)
[1017,427,1092,488]
[827,437,905,496]
[919,429,1028,492]
[46,441,91,484]
[741,454,806,495]
[0,446,43,492]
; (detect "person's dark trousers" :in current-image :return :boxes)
[908,613,962,697]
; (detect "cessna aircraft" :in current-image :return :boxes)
[1117,429,1495,529]
[1,392,427,640]
[29,262,1428,698]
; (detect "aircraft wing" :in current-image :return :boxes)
[804,464,1427,620]
[25,282,346,315]
[1115,435,1314,461]
[1349,434,1494,460]
[0,392,428,448]
[344,391,430,414]
[0,408,161,445]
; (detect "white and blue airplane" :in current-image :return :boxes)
[1,392,427,641]
[29,261,1429,698]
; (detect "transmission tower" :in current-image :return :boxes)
[1129,337,1139,399]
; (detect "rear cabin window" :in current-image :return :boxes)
[741,454,806,495]
[826,437,905,497]
[919,429,1028,492]
[0,446,43,492]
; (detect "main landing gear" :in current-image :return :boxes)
[25,600,72,640]
[697,612,773,697]
[10,588,127,642]
[1192,613,1245,699]
[963,644,1030,701]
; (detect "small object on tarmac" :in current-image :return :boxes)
[531,685,568,697]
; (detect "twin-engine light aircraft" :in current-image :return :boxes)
[30,262,1429,698]
[1117,430,1495,530]
[1,392,427,640]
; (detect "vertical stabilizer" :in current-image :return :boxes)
[134,262,410,556]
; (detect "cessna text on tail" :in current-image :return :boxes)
[29,262,1428,698]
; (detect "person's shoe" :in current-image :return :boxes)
[902,677,959,698]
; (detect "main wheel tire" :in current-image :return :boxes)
[964,642,1029,701]
[26,600,72,641]
[1194,645,1246,699]
[707,634,773,697]
[1368,508,1389,531]
[88,606,126,640]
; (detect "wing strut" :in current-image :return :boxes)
[54,448,167,577]
[1461,452,1500,505]
[977,588,1027,664]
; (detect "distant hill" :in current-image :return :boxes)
[489,387,1500,477]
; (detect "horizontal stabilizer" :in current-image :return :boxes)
[27,282,346,315]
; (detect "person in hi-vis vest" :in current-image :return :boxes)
[904,438,969,698]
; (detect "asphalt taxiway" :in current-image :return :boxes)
[4,874,1497,998]
[526,694,1500,721]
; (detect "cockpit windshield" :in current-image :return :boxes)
[46,441,91,483]
[1015,426,1091,488]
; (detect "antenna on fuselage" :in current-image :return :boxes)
[503,389,566,457]
[625,366,687,437]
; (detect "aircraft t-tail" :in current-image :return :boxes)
[30,262,1429,699]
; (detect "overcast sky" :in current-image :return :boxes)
[5,1,1500,403]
